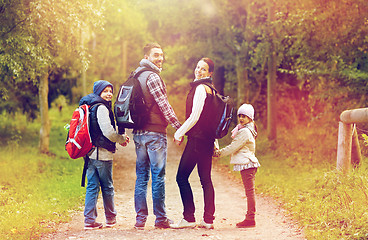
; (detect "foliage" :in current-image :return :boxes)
[1,0,368,238]
[2,0,367,127]
[0,0,104,117]
[130,0,368,127]
[83,0,151,99]
[277,0,368,105]
[0,106,84,239]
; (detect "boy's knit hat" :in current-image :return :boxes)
[93,80,113,96]
[237,103,254,120]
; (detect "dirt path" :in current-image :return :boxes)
[43,131,305,240]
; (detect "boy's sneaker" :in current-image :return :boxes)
[236,219,256,228]
[155,218,174,229]
[170,219,196,229]
[84,222,103,230]
[198,219,214,229]
[134,222,145,230]
[106,219,116,228]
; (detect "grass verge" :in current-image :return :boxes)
[2,107,368,239]
[217,125,368,240]
[0,107,85,239]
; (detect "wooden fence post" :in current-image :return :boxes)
[336,122,353,173]
[337,108,368,172]
[351,126,362,168]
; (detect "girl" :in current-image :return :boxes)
[214,103,260,228]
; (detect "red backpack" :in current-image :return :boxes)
[65,104,95,159]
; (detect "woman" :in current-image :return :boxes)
[79,80,129,230]
[172,58,216,229]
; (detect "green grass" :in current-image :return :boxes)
[256,153,368,239]
[0,106,85,239]
[217,125,368,240]
[2,106,368,239]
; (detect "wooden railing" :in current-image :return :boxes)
[337,108,366,172]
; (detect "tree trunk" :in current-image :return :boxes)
[39,70,50,154]
[122,39,128,81]
[82,64,87,97]
[213,66,225,95]
[81,27,87,96]
[237,1,252,107]
[267,0,277,141]
[236,55,249,107]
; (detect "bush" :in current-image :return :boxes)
[255,122,368,239]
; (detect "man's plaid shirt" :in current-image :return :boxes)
[146,72,181,130]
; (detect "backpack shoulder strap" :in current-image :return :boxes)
[201,83,216,95]
[203,84,213,95]
[134,68,160,79]
[89,103,103,111]
[88,103,104,160]
[134,68,161,112]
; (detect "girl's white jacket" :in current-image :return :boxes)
[218,122,259,165]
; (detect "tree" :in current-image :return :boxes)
[216,0,269,107]
[86,0,150,91]
[0,0,104,153]
[274,0,368,126]
[267,0,277,141]
[0,0,40,119]
[134,0,368,132]
[3,0,367,148]
[135,0,271,121]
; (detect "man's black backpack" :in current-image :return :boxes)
[114,69,156,133]
[203,83,234,139]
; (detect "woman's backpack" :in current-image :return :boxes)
[203,84,234,139]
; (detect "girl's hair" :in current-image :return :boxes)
[253,121,258,139]
[200,57,215,73]
[245,116,258,139]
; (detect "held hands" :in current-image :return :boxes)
[173,136,184,146]
[213,149,221,158]
[120,134,130,147]
[212,141,220,157]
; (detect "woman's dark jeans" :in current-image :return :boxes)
[176,137,215,224]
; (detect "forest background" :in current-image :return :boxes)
[1,0,368,239]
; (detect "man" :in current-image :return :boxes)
[132,43,181,229]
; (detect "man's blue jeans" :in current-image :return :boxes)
[84,159,116,224]
[133,131,168,225]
